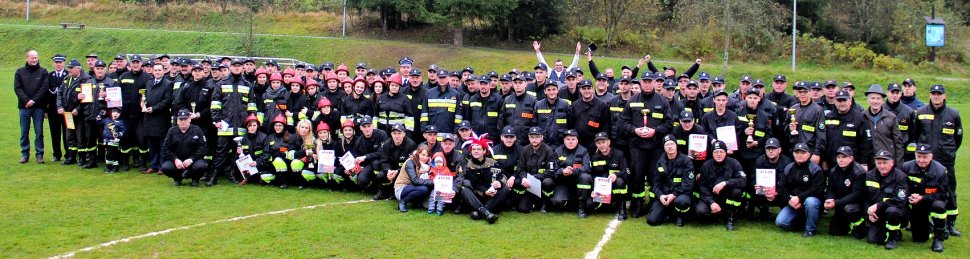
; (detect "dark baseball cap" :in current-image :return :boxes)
[534,63,548,71]
[579,79,593,87]
[176,109,191,119]
[740,75,752,83]
[679,111,694,122]
[793,143,810,152]
[594,132,610,141]
[915,144,933,154]
[824,80,838,87]
[686,80,699,88]
[67,59,82,68]
[500,74,513,81]
[390,123,407,132]
[640,72,654,81]
[423,125,438,133]
[712,76,725,84]
[810,81,823,90]
[887,83,902,92]
[408,68,421,76]
[94,60,107,67]
[441,133,457,142]
[874,150,894,160]
[835,90,852,100]
[793,81,808,90]
[774,75,787,82]
[903,78,916,86]
[836,146,854,156]
[663,79,677,89]
[930,84,945,94]
[698,72,711,80]
[457,120,472,130]
[437,70,450,78]
[528,126,543,135]
[765,138,780,149]
[563,129,579,137]
[501,126,516,136]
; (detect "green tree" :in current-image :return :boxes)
[425,0,517,46]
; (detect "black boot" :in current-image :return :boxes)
[206,170,219,187]
[630,199,643,218]
[190,178,200,187]
[372,189,389,200]
[932,238,944,252]
[137,153,149,172]
[617,202,628,221]
[725,213,737,231]
[885,230,901,250]
[173,178,183,186]
[577,200,588,218]
[62,151,77,165]
[480,208,498,224]
[82,152,97,169]
[76,151,87,168]
[676,216,684,227]
[947,220,961,237]
[119,153,129,171]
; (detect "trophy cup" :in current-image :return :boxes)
[746,114,756,145]
[190,102,197,113]
[233,136,244,157]
[641,108,651,127]
[788,108,798,136]
[139,89,147,113]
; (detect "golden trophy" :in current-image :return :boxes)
[190,102,197,113]
[746,114,755,145]
[788,108,798,136]
[139,89,148,113]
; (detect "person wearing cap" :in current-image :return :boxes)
[99,107,126,173]
[695,140,747,230]
[109,54,128,79]
[422,71,461,135]
[728,75,754,107]
[494,126,520,186]
[116,54,151,171]
[900,78,924,109]
[209,58,256,185]
[460,73,480,101]
[900,144,950,252]
[161,109,208,187]
[436,133,464,173]
[864,150,909,249]
[58,59,93,167]
[511,126,557,213]
[571,79,610,149]
[380,123,418,200]
[677,80,703,121]
[914,84,963,236]
[498,74,514,97]
[735,87,774,171]
[768,142,824,237]
[883,83,917,161]
[535,81,571,147]
[670,110,708,168]
[816,80,840,113]
[77,59,113,170]
[45,54,69,163]
[171,61,216,165]
[862,84,904,168]
[695,72,712,97]
[618,69,675,218]
[462,76,504,143]
[646,134,694,226]
[557,71,581,102]
[396,57,413,85]
[787,81,825,165]
[841,82,865,113]
[140,63,175,174]
[533,41,581,83]
[605,75,634,160]
[817,90,871,170]
[235,114,270,186]
[573,132,627,219]
[345,116,388,196]
[750,138,792,221]
[823,145,867,238]
[376,74,412,135]
[83,54,99,77]
[420,125,442,152]
[499,75,538,147]
[660,79,684,113]
[458,134,508,224]
[528,62,553,97]
[546,129,590,215]
[15,50,50,164]
[402,68,428,139]
[766,75,796,110]
[805,81,821,101]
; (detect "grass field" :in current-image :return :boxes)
[1,23,968,258]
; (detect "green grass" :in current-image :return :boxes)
[1,23,969,258]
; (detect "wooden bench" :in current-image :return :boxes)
[60,23,85,29]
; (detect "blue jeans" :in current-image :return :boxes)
[775,196,821,232]
[19,108,45,158]
[400,185,430,204]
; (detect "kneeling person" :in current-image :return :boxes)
[646,134,694,226]
[769,143,824,237]
[580,132,630,220]
[161,109,208,186]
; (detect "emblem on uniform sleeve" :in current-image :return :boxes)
[844,179,851,187]
[193,136,199,140]
[738,171,745,178]
[803,175,809,182]
[688,172,694,179]
[897,189,905,198]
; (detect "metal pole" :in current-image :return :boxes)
[791,0,797,70]
[342,0,347,37]
[25,0,29,23]
[721,0,729,77]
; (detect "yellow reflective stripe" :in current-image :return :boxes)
[725,199,741,206]
[505,103,516,108]
[487,111,498,117]
[754,131,765,137]
[801,125,815,132]
[609,169,620,175]
[676,139,686,145]
[866,180,880,188]
[652,113,664,119]
[630,102,644,108]
[703,108,714,113]
[908,176,922,183]
[592,160,606,166]
[537,109,551,114]
[610,107,623,112]
[943,128,955,135]
[842,130,857,137]
[886,224,901,231]
[577,184,592,189]
[738,116,749,122]
[673,178,682,183]
[657,167,665,173]
[555,118,567,124]
[906,145,917,152]
[121,79,134,84]
[898,125,908,131]
[493,155,507,160]
[947,209,959,215]
[470,102,482,107]
[825,119,840,125]
[931,212,948,219]
[918,114,934,120]
[558,156,566,161]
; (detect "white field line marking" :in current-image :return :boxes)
[585,218,623,259]
[50,199,375,258]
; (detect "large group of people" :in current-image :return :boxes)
[13,41,963,252]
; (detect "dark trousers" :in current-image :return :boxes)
[145,136,164,170]
[647,194,693,226]
[629,147,661,201]
[694,188,744,219]
[19,108,45,158]
[47,109,65,159]
[828,203,864,236]
[162,159,208,181]
[866,205,908,244]
[461,183,511,213]
[910,199,948,242]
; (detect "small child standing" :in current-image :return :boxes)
[100,108,126,173]
[427,152,454,215]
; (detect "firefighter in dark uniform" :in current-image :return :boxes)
[618,73,674,218]
[79,60,113,169]
[549,129,590,213]
[695,141,746,231]
[351,116,390,199]
[769,143,825,237]
[787,82,825,166]
[459,136,509,224]
[402,68,428,140]
[210,58,255,186]
[571,79,611,149]
[511,127,556,213]
[47,54,69,162]
[172,64,216,163]
[494,126,520,184]
[577,132,629,219]
[499,75,537,146]
[376,74,412,134]
[817,90,871,169]
[464,75,504,142]
[824,146,867,238]
[646,134,694,226]
[670,111,707,171]
[236,114,270,185]
[56,60,90,166]
[884,83,917,161]
[750,138,792,221]
[864,150,909,250]
[914,84,963,236]
[535,81,571,147]
[160,109,208,187]
[116,54,151,171]
[379,123,417,202]
[421,70,461,134]
[901,144,950,252]
[606,75,635,163]
[699,90,741,157]
[735,87,774,175]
